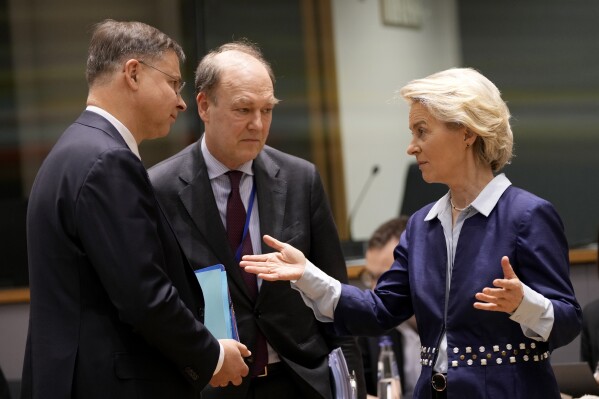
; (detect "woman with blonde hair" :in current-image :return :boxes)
[241,68,581,399]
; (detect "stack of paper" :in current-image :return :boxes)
[194,264,239,340]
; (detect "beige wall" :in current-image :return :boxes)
[332,0,461,240]
[8,0,190,196]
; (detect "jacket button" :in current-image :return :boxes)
[184,366,200,381]
[254,310,261,318]
[246,355,254,364]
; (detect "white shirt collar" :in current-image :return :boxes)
[200,135,254,178]
[86,105,141,160]
[424,173,512,221]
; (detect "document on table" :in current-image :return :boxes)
[194,264,239,340]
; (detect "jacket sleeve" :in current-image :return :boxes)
[514,199,582,350]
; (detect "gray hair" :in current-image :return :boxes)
[194,39,276,101]
[398,68,513,172]
[86,19,185,86]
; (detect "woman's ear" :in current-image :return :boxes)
[463,128,476,147]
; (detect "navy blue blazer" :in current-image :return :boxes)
[334,185,582,399]
[23,111,220,399]
[149,140,366,399]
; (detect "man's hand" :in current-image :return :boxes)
[473,256,524,314]
[209,340,251,388]
[240,235,306,281]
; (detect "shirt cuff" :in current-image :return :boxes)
[291,260,341,321]
[213,342,225,375]
[509,283,554,341]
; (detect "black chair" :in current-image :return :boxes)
[399,162,447,217]
[0,365,11,399]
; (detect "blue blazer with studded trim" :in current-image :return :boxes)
[334,185,581,399]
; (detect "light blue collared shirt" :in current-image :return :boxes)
[200,136,262,261]
[294,174,554,373]
[201,136,283,364]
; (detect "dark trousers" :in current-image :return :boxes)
[431,387,447,399]
[202,362,329,399]
[248,364,306,399]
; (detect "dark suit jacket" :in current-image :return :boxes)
[149,140,365,399]
[23,111,220,399]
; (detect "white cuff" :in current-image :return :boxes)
[291,260,341,321]
[213,342,224,375]
[509,283,554,341]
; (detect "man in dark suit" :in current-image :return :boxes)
[23,20,249,399]
[149,40,365,398]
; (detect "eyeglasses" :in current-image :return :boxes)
[138,59,186,96]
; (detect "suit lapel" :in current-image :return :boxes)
[254,151,287,303]
[178,144,253,300]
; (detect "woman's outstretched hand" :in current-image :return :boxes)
[240,235,306,281]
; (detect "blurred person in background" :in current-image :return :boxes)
[358,216,421,399]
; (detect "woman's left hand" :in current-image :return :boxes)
[473,256,524,314]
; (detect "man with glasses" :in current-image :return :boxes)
[23,19,249,399]
[138,59,186,96]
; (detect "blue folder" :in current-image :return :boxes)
[194,265,239,340]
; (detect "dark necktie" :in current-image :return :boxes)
[225,170,268,376]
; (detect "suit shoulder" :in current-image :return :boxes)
[499,185,555,214]
[46,123,138,174]
[261,145,316,173]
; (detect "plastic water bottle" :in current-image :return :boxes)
[377,335,402,399]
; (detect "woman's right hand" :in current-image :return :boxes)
[240,235,306,281]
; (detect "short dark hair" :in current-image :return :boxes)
[367,216,409,250]
[194,39,276,100]
[86,19,185,86]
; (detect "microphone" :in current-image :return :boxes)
[347,165,380,242]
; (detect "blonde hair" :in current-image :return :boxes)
[398,68,513,172]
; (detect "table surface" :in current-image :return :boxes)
[1,248,596,305]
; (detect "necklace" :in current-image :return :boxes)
[450,196,469,212]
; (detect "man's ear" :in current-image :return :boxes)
[197,91,210,121]
[123,59,140,90]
